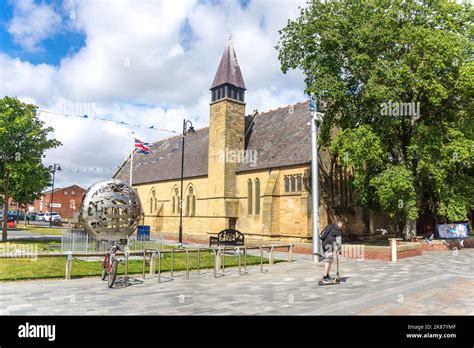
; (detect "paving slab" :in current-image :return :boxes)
[0,249,472,315]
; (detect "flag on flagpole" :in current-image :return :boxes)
[134,138,152,154]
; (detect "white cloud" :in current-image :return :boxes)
[7,0,62,52]
[1,0,307,188]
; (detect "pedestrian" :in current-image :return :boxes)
[315,219,344,284]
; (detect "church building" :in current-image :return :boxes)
[114,39,395,245]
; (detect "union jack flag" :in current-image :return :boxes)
[134,138,151,154]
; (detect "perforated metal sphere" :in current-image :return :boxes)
[79,179,141,241]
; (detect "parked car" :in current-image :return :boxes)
[44,212,62,222]
[8,211,26,221]
[0,214,16,229]
[36,213,45,221]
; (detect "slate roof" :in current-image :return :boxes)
[210,38,246,90]
[237,101,311,172]
[113,101,311,185]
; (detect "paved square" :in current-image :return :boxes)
[0,250,473,315]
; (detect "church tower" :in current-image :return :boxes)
[207,37,246,232]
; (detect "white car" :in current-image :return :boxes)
[36,213,45,221]
[44,212,62,222]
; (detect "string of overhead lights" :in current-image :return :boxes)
[61,166,121,173]
[37,108,185,175]
[60,144,180,173]
[37,109,180,134]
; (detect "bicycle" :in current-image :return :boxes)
[101,241,123,288]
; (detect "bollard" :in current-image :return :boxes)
[389,238,402,262]
[65,251,72,280]
[288,244,293,262]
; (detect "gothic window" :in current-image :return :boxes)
[297,175,302,192]
[186,195,190,216]
[255,179,260,215]
[173,188,179,215]
[247,179,253,215]
[149,190,156,214]
[172,196,176,214]
[285,174,303,193]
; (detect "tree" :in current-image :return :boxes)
[9,161,51,226]
[0,96,61,241]
[277,0,474,237]
[277,0,473,236]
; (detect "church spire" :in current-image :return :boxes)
[211,37,246,90]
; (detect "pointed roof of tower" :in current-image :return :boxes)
[211,37,246,90]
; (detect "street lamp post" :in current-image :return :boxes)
[48,163,61,228]
[310,95,322,262]
[178,119,195,246]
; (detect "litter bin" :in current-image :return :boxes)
[137,225,150,241]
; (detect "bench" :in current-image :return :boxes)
[209,229,245,247]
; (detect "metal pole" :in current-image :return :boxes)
[178,120,185,245]
[310,94,321,262]
[130,131,134,187]
[49,167,55,228]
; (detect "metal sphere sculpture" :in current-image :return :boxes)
[79,179,141,241]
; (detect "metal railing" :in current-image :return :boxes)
[1,243,293,283]
[61,230,163,254]
[140,244,293,283]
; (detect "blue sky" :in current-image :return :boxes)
[0,0,86,65]
[0,0,306,188]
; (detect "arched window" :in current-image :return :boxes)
[173,188,179,215]
[247,179,253,215]
[255,179,260,215]
[186,195,190,216]
[284,176,290,192]
[186,186,194,216]
[149,190,156,214]
[290,176,296,192]
[172,196,176,214]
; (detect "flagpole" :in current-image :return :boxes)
[130,131,134,187]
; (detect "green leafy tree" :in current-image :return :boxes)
[0,96,61,241]
[330,125,386,207]
[370,165,418,233]
[277,0,473,235]
[10,161,51,226]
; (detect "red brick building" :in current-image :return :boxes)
[33,185,86,220]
